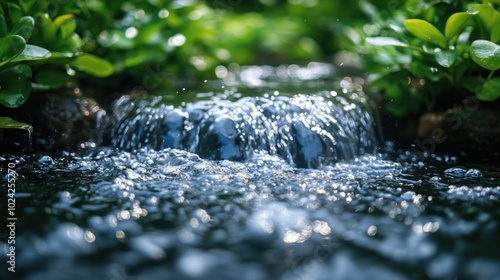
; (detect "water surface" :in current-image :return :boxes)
[1,63,499,280]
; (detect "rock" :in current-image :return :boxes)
[0,117,33,154]
[442,104,500,156]
[198,115,246,161]
[416,98,500,158]
[6,90,110,152]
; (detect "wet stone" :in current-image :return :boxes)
[6,91,110,152]
[0,124,32,154]
[417,102,500,158]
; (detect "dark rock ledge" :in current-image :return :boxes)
[1,90,110,154]
[416,98,500,158]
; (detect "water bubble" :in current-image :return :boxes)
[116,230,126,240]
[444,167,467,178]
[367,225,377,236]
[215,65,228,78]
[313,220,331,235]
[131,235,166,260]
[158,9,169,18]
[38,155,54,164]
[167,34,186,47]
[465,169,483,178]
[125,27,138,39]
[84,230,96,243]
[177,251,215,278]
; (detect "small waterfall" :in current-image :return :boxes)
[112,91,379,168]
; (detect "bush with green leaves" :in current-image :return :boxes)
[345,0,500,117]
[0,0,113,127]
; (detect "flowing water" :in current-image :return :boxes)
[1,63,500,280]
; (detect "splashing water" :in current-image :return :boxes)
[113,64,377,168]
[1,64,499,280]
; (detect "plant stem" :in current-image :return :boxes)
[487,70,496,80]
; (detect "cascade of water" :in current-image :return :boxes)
[112,92,378,168]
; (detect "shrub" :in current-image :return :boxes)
[345,0,500,117]
[0,0,113,127]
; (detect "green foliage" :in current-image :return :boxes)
[4,0,497,123]
[445,12,474,41]
[1,0,371,111]
[0,116,30,129]
[470,40,500,70]
[346,0,500,117]
[71,54,114,77]
[0,35,25,67]
[71,0,360,88]
[477,77,500,101]
[0,1,113,109]
[404,19,448,48]
[0,64,32,107]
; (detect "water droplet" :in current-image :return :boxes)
[167,34,186,47]
[465,169,483,178]
[158,9,169,18]
[367,225,377,236]
[38,155,54,164]
[125,27,138,39]
[84,230,96,243]
[444,167,467,178]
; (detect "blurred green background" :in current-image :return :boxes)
[74,0,385,87]
[1,0,389,90]
[1,0,499,119]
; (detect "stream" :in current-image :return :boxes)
[1,63,500,280]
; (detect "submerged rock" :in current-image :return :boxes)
[112,93,378,168]
[198,115,246,161]
[5,91,110,152]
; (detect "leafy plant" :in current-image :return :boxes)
[347,0,500,117]
[0,1,113,128]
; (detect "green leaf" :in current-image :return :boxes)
[53,14,75,26]
[445,12,474,40]
[58,19,76,39]
[470,40,500,70]
[0,64,32,80]
[34,69,68,89]
[6,3,23,24]
[410,62,443,82]
[0,14,7,37]
[404,19,447,48]
[53,14,76,39]
[434,48,457,68]
[18,0,38,14]
[9,16,35,41]
[461,77,483,93]
[477,78,500,101]
[11,45,51,62]
[70,53,114,77]
[0,35,26,67]
[50,52,77,59]
[491,23,500,43]
[0,65,32,108]
[359,1,379,21]
[365,37,408,47]
[473,4,500,34]
[37,13,57,43]
[0,117,31,129]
